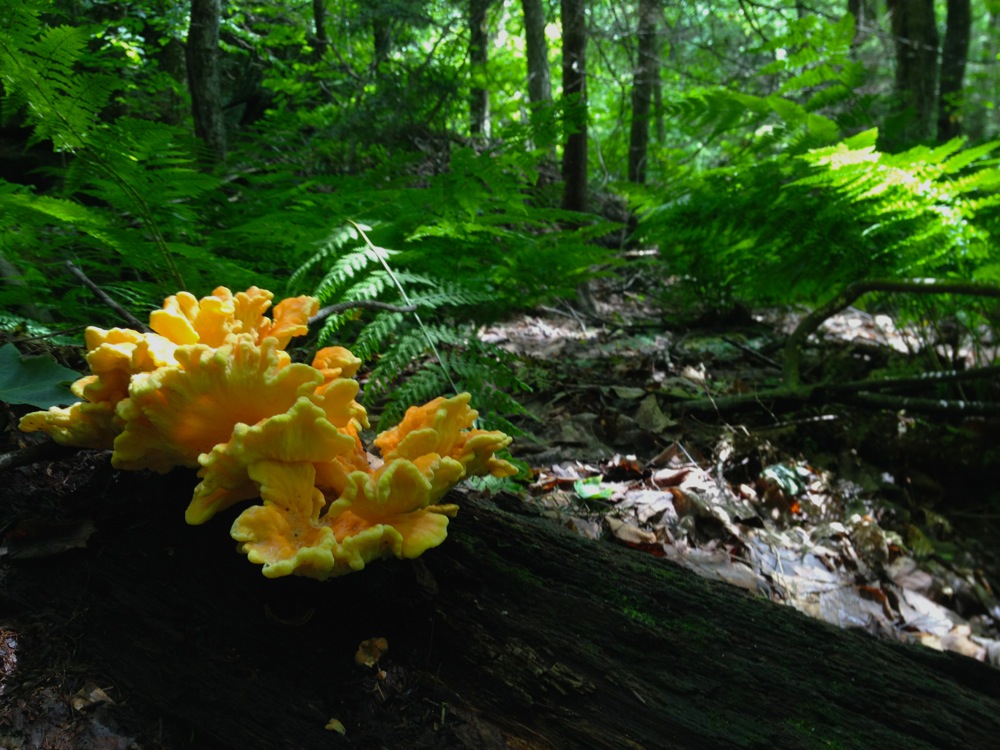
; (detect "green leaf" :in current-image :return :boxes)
[0,344,79,408]
[574,476,614,500]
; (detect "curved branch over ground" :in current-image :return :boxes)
[782,278,1000,390]
[679,364,1000,417]
[308,299,417,325]
[677,279,1000,417]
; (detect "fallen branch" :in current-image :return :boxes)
[309,299,417,325]
[65,261,149,332]
[677,363,1000,417]
[782,278,1000,390]
[0,441,78,472]
[844,392,1000,415]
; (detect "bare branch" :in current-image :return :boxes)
[64,261,150,332]
[309,299,417,325]
[783,279,1000,389]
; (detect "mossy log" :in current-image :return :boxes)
[3,459,998,748]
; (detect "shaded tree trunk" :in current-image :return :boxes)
[628,0,658,184]
[937,0,971,142]
[373,16,393,71]
[469,0,491,137]
[885,0,939,148]
[561,0,587,212]
[312,0,328,58]
[847,0,876,47]
[186,0,226,162]
[521,0,554,169]
[522,0,552,106]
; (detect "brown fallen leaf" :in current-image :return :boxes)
[605,516,657,545]
[71,682,113,712]
[651,467,692,488]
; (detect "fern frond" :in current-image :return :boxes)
[348,311,405,358]
[408,282,494,309]
[289,223,365,291]
[376,338,534,433]
[0,17,117,151]
[364,322,465,392]
[312,244,398,303]
[0,311,80,346]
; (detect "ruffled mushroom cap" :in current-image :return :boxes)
[232,460,413,579]
[85,326,179,371]
[148,286,318,350]
[329,459,460,563]
[187,397,361,525]
[18,400,119,449]
[231,456,460,579]
[149,288,237,347]
[77,327,179,404]
[16,285,517,581]
[17,326,169,443]
[375,393,517,480]
[256,293,319,349]
[231,461,341,579]
[312,346,362,379]
[112,335,323,473]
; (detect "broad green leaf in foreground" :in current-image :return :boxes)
[0,343,78,408]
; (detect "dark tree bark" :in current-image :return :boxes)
[628,0,658,184]
[885,0,939,148]
[312,0,329,58]
[469,0,491,137]
[5,461,1000,749]
[186,0,226,162]
[373,13,393,70]
[521,0,552,107]
[560,0,587,212]
[937,0,971,142]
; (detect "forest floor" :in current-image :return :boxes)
[2,262,999,748]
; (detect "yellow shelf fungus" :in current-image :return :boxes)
[19,286,515,579]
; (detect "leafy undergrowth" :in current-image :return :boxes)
[491,266,1000,667]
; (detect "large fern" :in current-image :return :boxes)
[0,1,273,326]
[631,128,1000,314]
[0,5,117,151]
[661,13,870,164]
[292,222,533,433]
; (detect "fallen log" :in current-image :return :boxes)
[2,460,998,749]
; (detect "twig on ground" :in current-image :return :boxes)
[0,441,78,472]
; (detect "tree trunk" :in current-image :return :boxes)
[936,0,971,142]
[885,0,939,149]
[312,0,329,58]
[186,0,226,162]
[4,459,1000,749]
[373,15,393,71]
[469,0,491,138]
[560,0,587,212]
[628,0,658,184]
[846,0,876,47]
[522,0,552,106]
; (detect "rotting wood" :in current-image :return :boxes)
[2,463,999,749]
